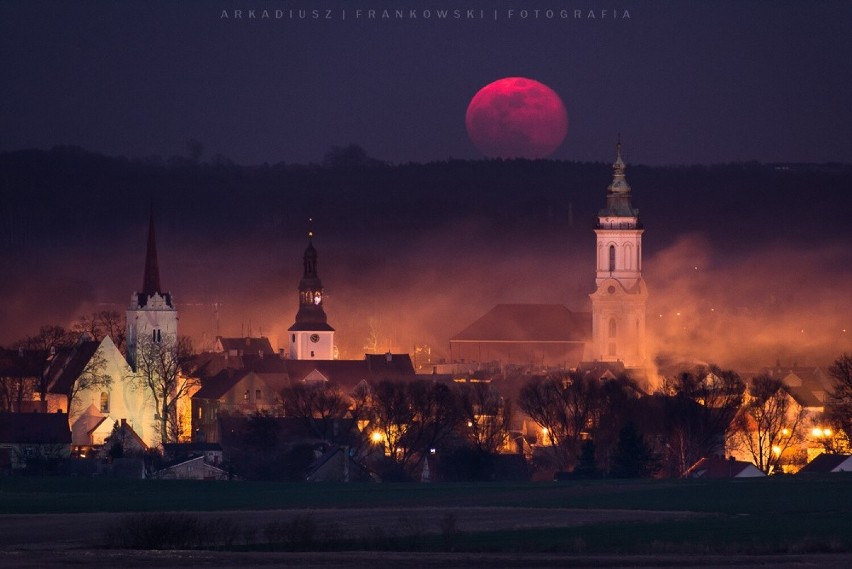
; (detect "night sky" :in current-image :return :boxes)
[2,1,852,369]
[2,1,851,166]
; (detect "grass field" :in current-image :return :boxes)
[1,474,851,556]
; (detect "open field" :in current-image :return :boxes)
[1,475,851,567]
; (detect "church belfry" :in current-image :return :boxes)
[588,141,648,369]
[288,230,335,360]
[126,209,178,371]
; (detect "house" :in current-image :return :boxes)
[0,347,49,413]
[162,442,224,467]
[798,453,852,474]
[154,455,229,480]
[450,304,590,368]
[305,445,378,482]
[685,456,766,479]
[214,336,275,358]
[0,412,71,470]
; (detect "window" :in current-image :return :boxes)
[153,329,162,343]
[609,245,616,272]
[197,407,203,420]
[244,390,249,401]
[291,334,295,342]
[608,318,617,338]
[608,342,616,356]
[100,392,109,413]
[255,389,261,400]
[310,350,315,358]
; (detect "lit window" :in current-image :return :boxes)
[100,392,109,413]
[244,390,249,401]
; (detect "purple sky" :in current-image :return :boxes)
[2,0,851,166]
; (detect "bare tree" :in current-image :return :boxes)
[134,335,197,444]
[73,310,126,354]
[518,372,603,470]
[366,379,460,473]
[65,344,111,418]
[660,366,745,476]
[282,381,351,441]
[457,382,513,454]
[728,374,805,474]
[0,348,48,412]
[14,325,75,352]
[826,353,852,451]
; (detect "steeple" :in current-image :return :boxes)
[142,208,161,296]
[126,207,178,371]
[588,138,647,370]
[600,139,639,219]
[294,229,329,327]
[288,224,335,360]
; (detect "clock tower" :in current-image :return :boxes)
[588,141,648,369]
[288,231,335,360]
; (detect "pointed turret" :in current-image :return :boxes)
[126,208,178,370]
[142,209,162,296]
[599,140,639,219]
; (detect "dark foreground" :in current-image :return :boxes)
[3,550,852,569]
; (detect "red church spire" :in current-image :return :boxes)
[142,207,161,296]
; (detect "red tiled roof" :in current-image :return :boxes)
[451,304,591,343]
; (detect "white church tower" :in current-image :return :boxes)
[126,210,178,371]
[588,141,648,369]
[288,231,335,360]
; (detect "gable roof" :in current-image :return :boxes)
[0,413,71,445]
[215,336,275,356]
[685,456,765,478]
[365,353,416,379]
[798,453,852,473]
[451,304,591,343]
[285,360,370,390]
[193,369,245,400]
[44,340,102,395]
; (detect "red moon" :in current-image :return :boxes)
[465,77,568,159]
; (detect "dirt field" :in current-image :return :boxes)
[0,507,703,550]
[2,507,850,568]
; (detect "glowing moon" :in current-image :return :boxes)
[466,77,568,159]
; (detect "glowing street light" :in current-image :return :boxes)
[370,431,383,444]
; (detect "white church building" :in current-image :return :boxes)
[451,142,648,373]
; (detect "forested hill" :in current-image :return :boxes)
[2,146,850,255]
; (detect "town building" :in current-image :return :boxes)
[288,232,335,360]
[126,210,178,371]
[450,143,647,373]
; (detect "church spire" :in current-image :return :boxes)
[142,207,161,296]
[600,138,638,218]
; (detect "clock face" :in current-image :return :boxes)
[309,334,320,343]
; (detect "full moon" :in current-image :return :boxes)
[465,77,568,159]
